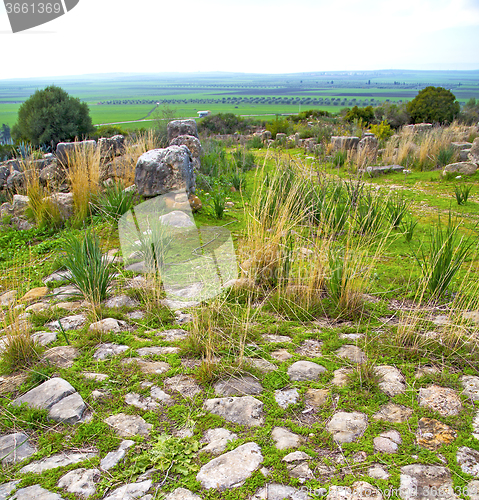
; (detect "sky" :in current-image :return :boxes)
[0,0,479,79]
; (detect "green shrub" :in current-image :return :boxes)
[454,184,472,205]
[91,125,128,140]
[266,116,290,139]
[369,120,393,141]
[437,147,456,167]
[207,187,227,219]
[232,148,255,171]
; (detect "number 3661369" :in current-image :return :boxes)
[5,3,62,14]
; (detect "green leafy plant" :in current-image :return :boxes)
[387,193,410,229]
[437,146,456,167]
[333,150,347,168]
[401,217,418,242]
[414,214,475,298]
[369,120,393,141]
[230,170,247,191]
[61,230,115,306]
[207,187,226,219]
[134,220,173,273]
[93,180,137,221]
[454,184,472,206]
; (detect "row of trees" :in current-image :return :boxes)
[8,85,478,150]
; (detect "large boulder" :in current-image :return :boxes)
[167,119,198,142]
[39,161,66,188]
[0,166,11,189]
[98,135,125,160]
[443,162,477,176]
[45,192,74,221]
[135,145,195,197]
[331,136,360,151]
[56,140,97,167]
[6,170,25,191]
[469,138,479,164]
[170,135,202,172]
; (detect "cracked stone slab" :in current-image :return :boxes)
[373,403,413,423]
[462,375,479,401]
[58,468,100,498]
[374,365,406,396]
[275,388,300,409]
[457,447,479,477]
[93,343,129,360]
[101,440,135,470]
[20,452,98,474]
[335,345,367,364]
[374,430,401,454]
[10,484,65,500]
[12,377,75,410]
[305,388,329,408]
[104,413,152,437]
[105,295,140,309]
[400,464,458,500]
[272,427,304,450]
[214,376,263,396]
[288,462,314,480]
[287,361,326,381]
[203,396,264,426]
[202,428,238,454]
[282,451,312,463]
[103,480,152,500]
[89,318,128,333]
[32,331,57,346]
[418,385,462,417]
[122,358,170,375]
[0,432,36,465]
[326,412,368,443]
[150,386,173,405]
[196,442,263,490]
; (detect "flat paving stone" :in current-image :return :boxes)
[10,484,65,500]
[42,346,79,369]
[164,375,201,397]
[20,452,97,474]
[105,295,140,309]
[373,403,413,423]
[262,334,292,343]
[326,412,368,443]
[418,385,463,417]
[335,345,367,363]
[47,314,86,331]
[295,339,323,357]
[122,358,171,375]
[270,349,293,361]
[157,329,188,341]
[416,418,456,451]
[89,318,127,333]
[202,428,238,454]
[124,393,160,411]
[287,361,326,381]
[196,442,263,490]
[58,468,100,498]
[473,410,479,440]
[245,358,277,373]
[165,489,202,500]
[104,413,152,437]
[103,480,152,500]
[0,432,36,465]
[326,482,383,500]
[93,343,129,360]
[275,388,300,409]
[252,483,312,500]
[374,430,401,454]
[282,451,312,463]
[271,427,303,450]
[101,440,135,470]
[400,464,458,500]
[305,388,329,408]
[468,481,479,500]
[0,481,20,500]
[203,396,264,426]
[457,446,479,477]
[137,346,180,356]
[462,375,479,401]
[214,376,263,396]
[331,368,353,387]
[32,331,57,346]
[82,372,109,382]
[374,365,406,396]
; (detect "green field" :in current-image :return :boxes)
[1,70,478,129]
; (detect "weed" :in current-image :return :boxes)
[333,150,347,168]
[207,187,226,219]
[347,360,381,392]
[454,184,472,206]
[437,146,456,167]
[401,217,418,242]
[230,170,247,192]
[387,193,410,229]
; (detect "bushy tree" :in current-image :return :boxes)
[373,102,409,128]
[406,86,460,124]
[11,85,94,147]
[343,106,375,125]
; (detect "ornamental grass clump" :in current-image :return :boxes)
[62,230,115,308]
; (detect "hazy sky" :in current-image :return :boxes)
[0,0,478,79]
